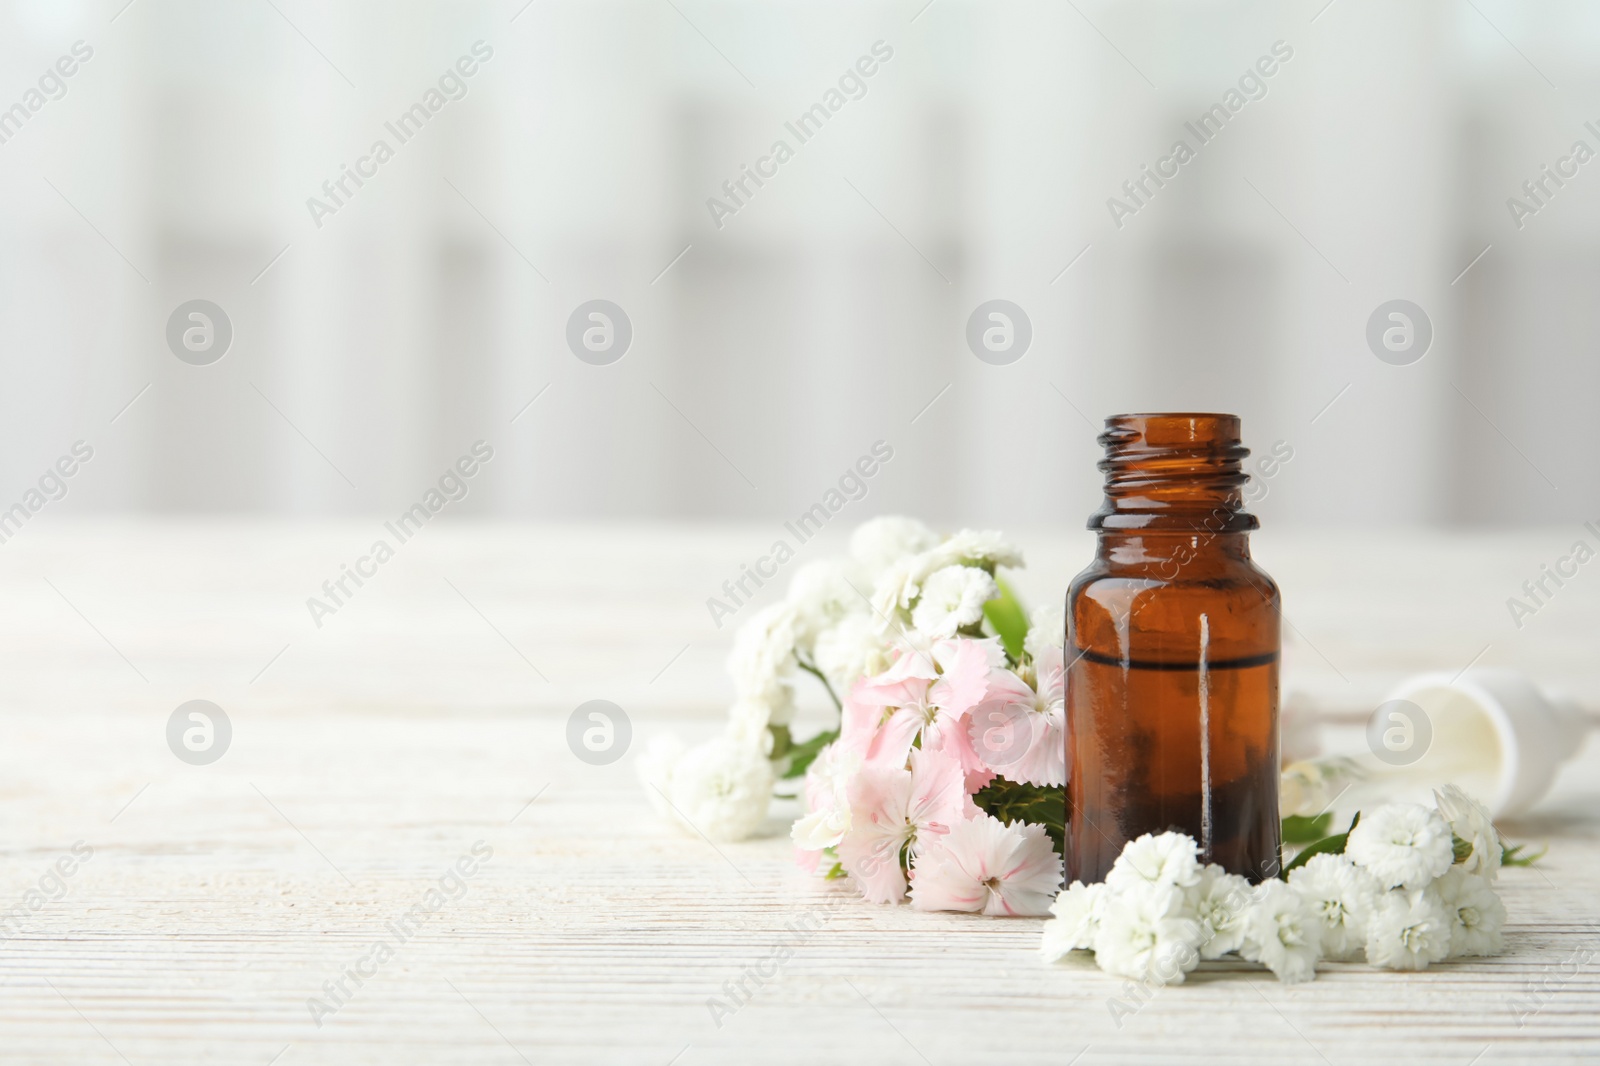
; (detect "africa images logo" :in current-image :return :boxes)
[304,42,494,229]
[1105,40,1294,229]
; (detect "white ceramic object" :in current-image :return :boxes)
[1382,668,1594,817]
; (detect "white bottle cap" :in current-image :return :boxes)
[1381,668,1592,817]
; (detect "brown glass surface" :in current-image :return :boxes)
[1065,413,1282,883]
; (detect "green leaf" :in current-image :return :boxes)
[1452,833,1475,864]
[984,576,1030,662]
[1280,811,1360,879]
[973,778,1065,852]
[1282,812,1334,844]
[1502,841,1547,867]
[779,727,839,780]
[767,723,794,762]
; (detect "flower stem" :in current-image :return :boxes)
[796,656,843,713]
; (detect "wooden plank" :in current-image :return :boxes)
[0,523,1596,1063]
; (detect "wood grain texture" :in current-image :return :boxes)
[0,521,1597,1064]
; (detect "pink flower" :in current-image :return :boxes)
[838,745,970,904]
[794,845,824,873]
[839,638,1000,792]
[909,813,1063,916]
[968,647,1066,787]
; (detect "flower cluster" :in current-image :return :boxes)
[639,517,1068,911]
[637,515,1523,980]
[795,621,1068,914]
[1040,785,1508,983]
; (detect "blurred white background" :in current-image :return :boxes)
[0,0,1593,529]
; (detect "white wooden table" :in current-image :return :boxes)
[2,521,1597,1064]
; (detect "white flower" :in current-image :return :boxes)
[1434,867,1506,958]
[1345,802,1454,889]
[637,733,688,821]
[661,735,774,842]
[785,559,866,652]
[1280,691,1324,766]
[790,743,862,852]
[850,516,940,580]
[1278,767,1317,820]
[1040,881,1108,961]
[725,699,776,752]
[813,612,893,695]
[1288,853,1382,961]
[1106,832,1203,893]
[1279,757,1358,819]
[908,815,1063,917]
[936,528,1024,569]
[1434,784,1501,881]
[1022,601,1064,664]
[910,565,999,640]
[870,529,1023,631]
[1364,886,1453,971]
[1241,879,1322,984]
[727,602,799,726]
[1189,864,1253,959]
[1091,882,1204,985]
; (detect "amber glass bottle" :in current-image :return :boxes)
[1065,413,1281,884]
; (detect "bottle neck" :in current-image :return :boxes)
[1088,412,1258,534]
[1096,531,1252,573]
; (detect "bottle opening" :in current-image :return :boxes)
[1090,412,1258,532]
